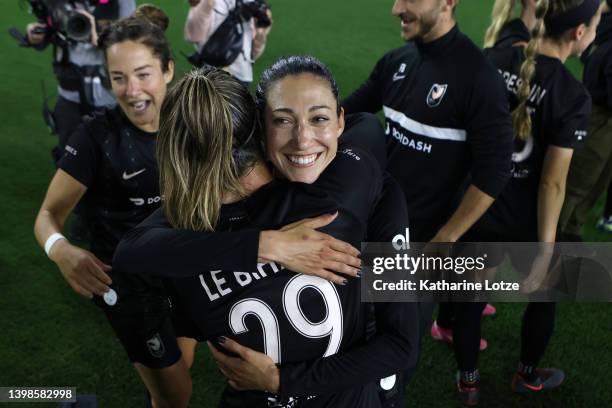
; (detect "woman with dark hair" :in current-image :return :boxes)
[560,0,612,239]
[31,14,194,408]
[114,58,418,407]
[32,11,360,406]
[34,14,174,298]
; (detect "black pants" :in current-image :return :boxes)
[438,302,556,371]
[520,302,556,367]
[437,302,486,371]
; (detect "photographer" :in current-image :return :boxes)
[184,0,272,85]
[23,0,135,162]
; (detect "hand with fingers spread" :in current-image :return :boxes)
[259,212,362,285]
[49,240,112,298]
[208,337,279,393]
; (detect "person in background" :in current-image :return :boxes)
[25,0,136,162]
[342,0,514,393]
[484,0,538,48]
[184,0,272,85]
[559,0,612,240]
[32,14,192,407]
[596,181,612,231]
[456,0,601,404]
[24,0,135,241]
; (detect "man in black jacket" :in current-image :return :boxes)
[343,0,514,389]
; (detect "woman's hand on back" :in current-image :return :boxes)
[208,337,279,393]
[259,213,361,285]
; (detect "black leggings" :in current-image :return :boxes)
[438,302,556,371]
[438,302,485,371]
[520,302,556,366]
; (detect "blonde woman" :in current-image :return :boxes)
[484,0,538,48]
[450,0,601,405]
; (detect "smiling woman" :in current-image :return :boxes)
[105,37,173,132]
[31,12,193,408]
[260,70,344,183]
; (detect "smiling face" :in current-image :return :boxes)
[392,0,446,42]
[106,40,174,133]
[264,73,345,184]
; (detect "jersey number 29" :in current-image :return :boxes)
[228,274,344,364]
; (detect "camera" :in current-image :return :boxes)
[43,0,92,42]
[240,0,271,28]
[19,0,92,42]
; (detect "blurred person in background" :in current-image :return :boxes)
[22,0,135,241]
[184,0,272,85]
[559,0,612,240]
[23,0,136,162]
[596,181,612,231]
[457,0,601,404]
[484,0,538,48]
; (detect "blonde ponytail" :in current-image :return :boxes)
[157,69,256,231]
[511,0,549,140]
[484,0,518,47]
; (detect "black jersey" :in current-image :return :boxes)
[583,11,612,108]
[342,25,513,240]
[494,18,531,48]
[113,114,418,407]
[58,107,160,262]
[482,47,591,238]
[114,113,388,275]
[137,150,389,407]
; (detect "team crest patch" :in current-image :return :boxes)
[426,83,448,107]
[146,333,165,358]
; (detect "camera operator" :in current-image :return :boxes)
[24,0,135,162]
[184,0,272,85]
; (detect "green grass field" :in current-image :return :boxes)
[1,0,611,407]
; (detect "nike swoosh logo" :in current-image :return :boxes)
[123,168,146,180]
[393,73,406,82]
[522,382,543,391]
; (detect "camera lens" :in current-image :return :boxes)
[66,13,91,42]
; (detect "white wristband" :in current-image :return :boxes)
[44,233,66,257]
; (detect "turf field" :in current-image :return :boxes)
[1,0,611,407]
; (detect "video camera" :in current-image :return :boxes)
[10,0,94,46]
[240,0,271,28]
[43,0,93,42]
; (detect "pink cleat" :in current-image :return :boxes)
[482,303,497,316]
[431,321,488,351]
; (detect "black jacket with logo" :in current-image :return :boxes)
[342,25,513,240]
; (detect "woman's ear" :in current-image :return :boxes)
[573,23,587,41]
[337,107,345,138]
[164,59,175,83]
